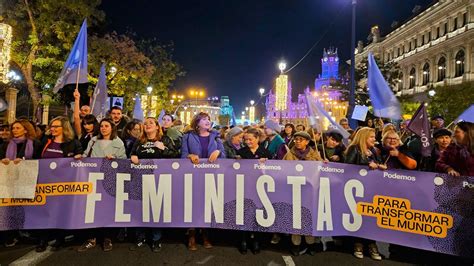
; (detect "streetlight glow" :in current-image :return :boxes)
[278,61,286,73]
[259,87,265,95]
[147,86,153,94]
[250,100,255,106]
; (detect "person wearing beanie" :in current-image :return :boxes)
[224,127,244,159]
[263,120,285,159]
[422,128,452,172]
[430,115,445,130]
[283,130,323,256]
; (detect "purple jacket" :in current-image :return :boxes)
[436,143,474,176]
[181,130,226,159]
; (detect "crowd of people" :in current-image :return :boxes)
[0,92,473,260]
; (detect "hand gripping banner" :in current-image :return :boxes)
[0,158,472,257]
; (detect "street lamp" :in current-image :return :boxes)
[428,90,436,97]
[259,88,265,96]
[6,70,21,82]
[278,61,286,74]
[146,86,153,116]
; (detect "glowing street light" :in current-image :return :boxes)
[110,66,117,74]
[250,100,255,106]
[428,90,436,97]
[278,61,286,74]
[259,87,265,96]
[146,86,153,94]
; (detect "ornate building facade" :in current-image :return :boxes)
[266,48,348,126]
[354,0,474,97]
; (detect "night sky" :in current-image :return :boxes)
[102,0,434,113]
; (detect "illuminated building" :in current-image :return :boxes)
[275,74,289,111]
[354,1,474,98]
[0,23,13,83]
[266,48,348,127]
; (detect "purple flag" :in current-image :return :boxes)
[90,64,109,120]
[407,103,432,157]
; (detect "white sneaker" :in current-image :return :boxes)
[353,243,364,259]
[368,243,382,261]
[270,234,281,244]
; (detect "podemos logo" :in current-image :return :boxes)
[318,165,344,173]
[462,181,474,189]
[70,161,98,168]
[383,172,416,182]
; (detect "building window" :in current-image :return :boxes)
[463,13,467,26]
[436,27,440,39]
[422,63,430,85]
[437,57,446,81]
[397,47,400,56]
[402,45,405,54]
[409,68,416,88]
[398,73,403,91]
[444,23,448,35]
[453,17,458,31]
[422,34,425,45]
[455,50,465,77]
[428,31,431,41]
[414,39,418,48]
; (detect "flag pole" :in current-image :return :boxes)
[74,61,82,94]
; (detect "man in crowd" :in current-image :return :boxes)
[110,106,128,137]
[430,115,445,130]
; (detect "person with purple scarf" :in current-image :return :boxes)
[0,119,42,162]
[0,119,42,248]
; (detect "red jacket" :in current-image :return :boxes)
[436,143,474,176]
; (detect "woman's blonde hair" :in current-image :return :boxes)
[382,130,403,146]
[346,127,375,158]
[49,116,75,142]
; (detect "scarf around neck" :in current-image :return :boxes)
[6,137,34,160]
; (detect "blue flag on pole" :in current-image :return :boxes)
[53,19,88,93]
[367,52,401,120]
[454,104,474,123]
[305,93,350,139]
[133,94,144,122]
[90,64,109,120]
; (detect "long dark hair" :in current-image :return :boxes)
[280,123,296,138]
[97,118,118,140]
[456,121,474,154]
[81,114,99,136]
[122,119,142,140]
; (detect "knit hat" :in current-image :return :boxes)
[226,127,243,142]
[433,128,452,139]
[264,120,281,134]
[293,131,311,140]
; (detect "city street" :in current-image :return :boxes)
[1,231,472,265]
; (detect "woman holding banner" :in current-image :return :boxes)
[436,121,474,176]
[344,127,385,260]
[129,117,179,252]
[37,116,83,252]
[0,119,42,248]
[182,112,225,251]
[379,130,417,170]
[236,127,272,254]
[122,120,143,158]
[78,118,126,252]
[283,130,324,256]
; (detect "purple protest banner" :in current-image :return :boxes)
[0,158,472,257]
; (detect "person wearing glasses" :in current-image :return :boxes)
[36,116,83,252]
[379,130,417,170]
[283,131,324,256]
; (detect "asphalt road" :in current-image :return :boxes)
[1,230,472,265]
